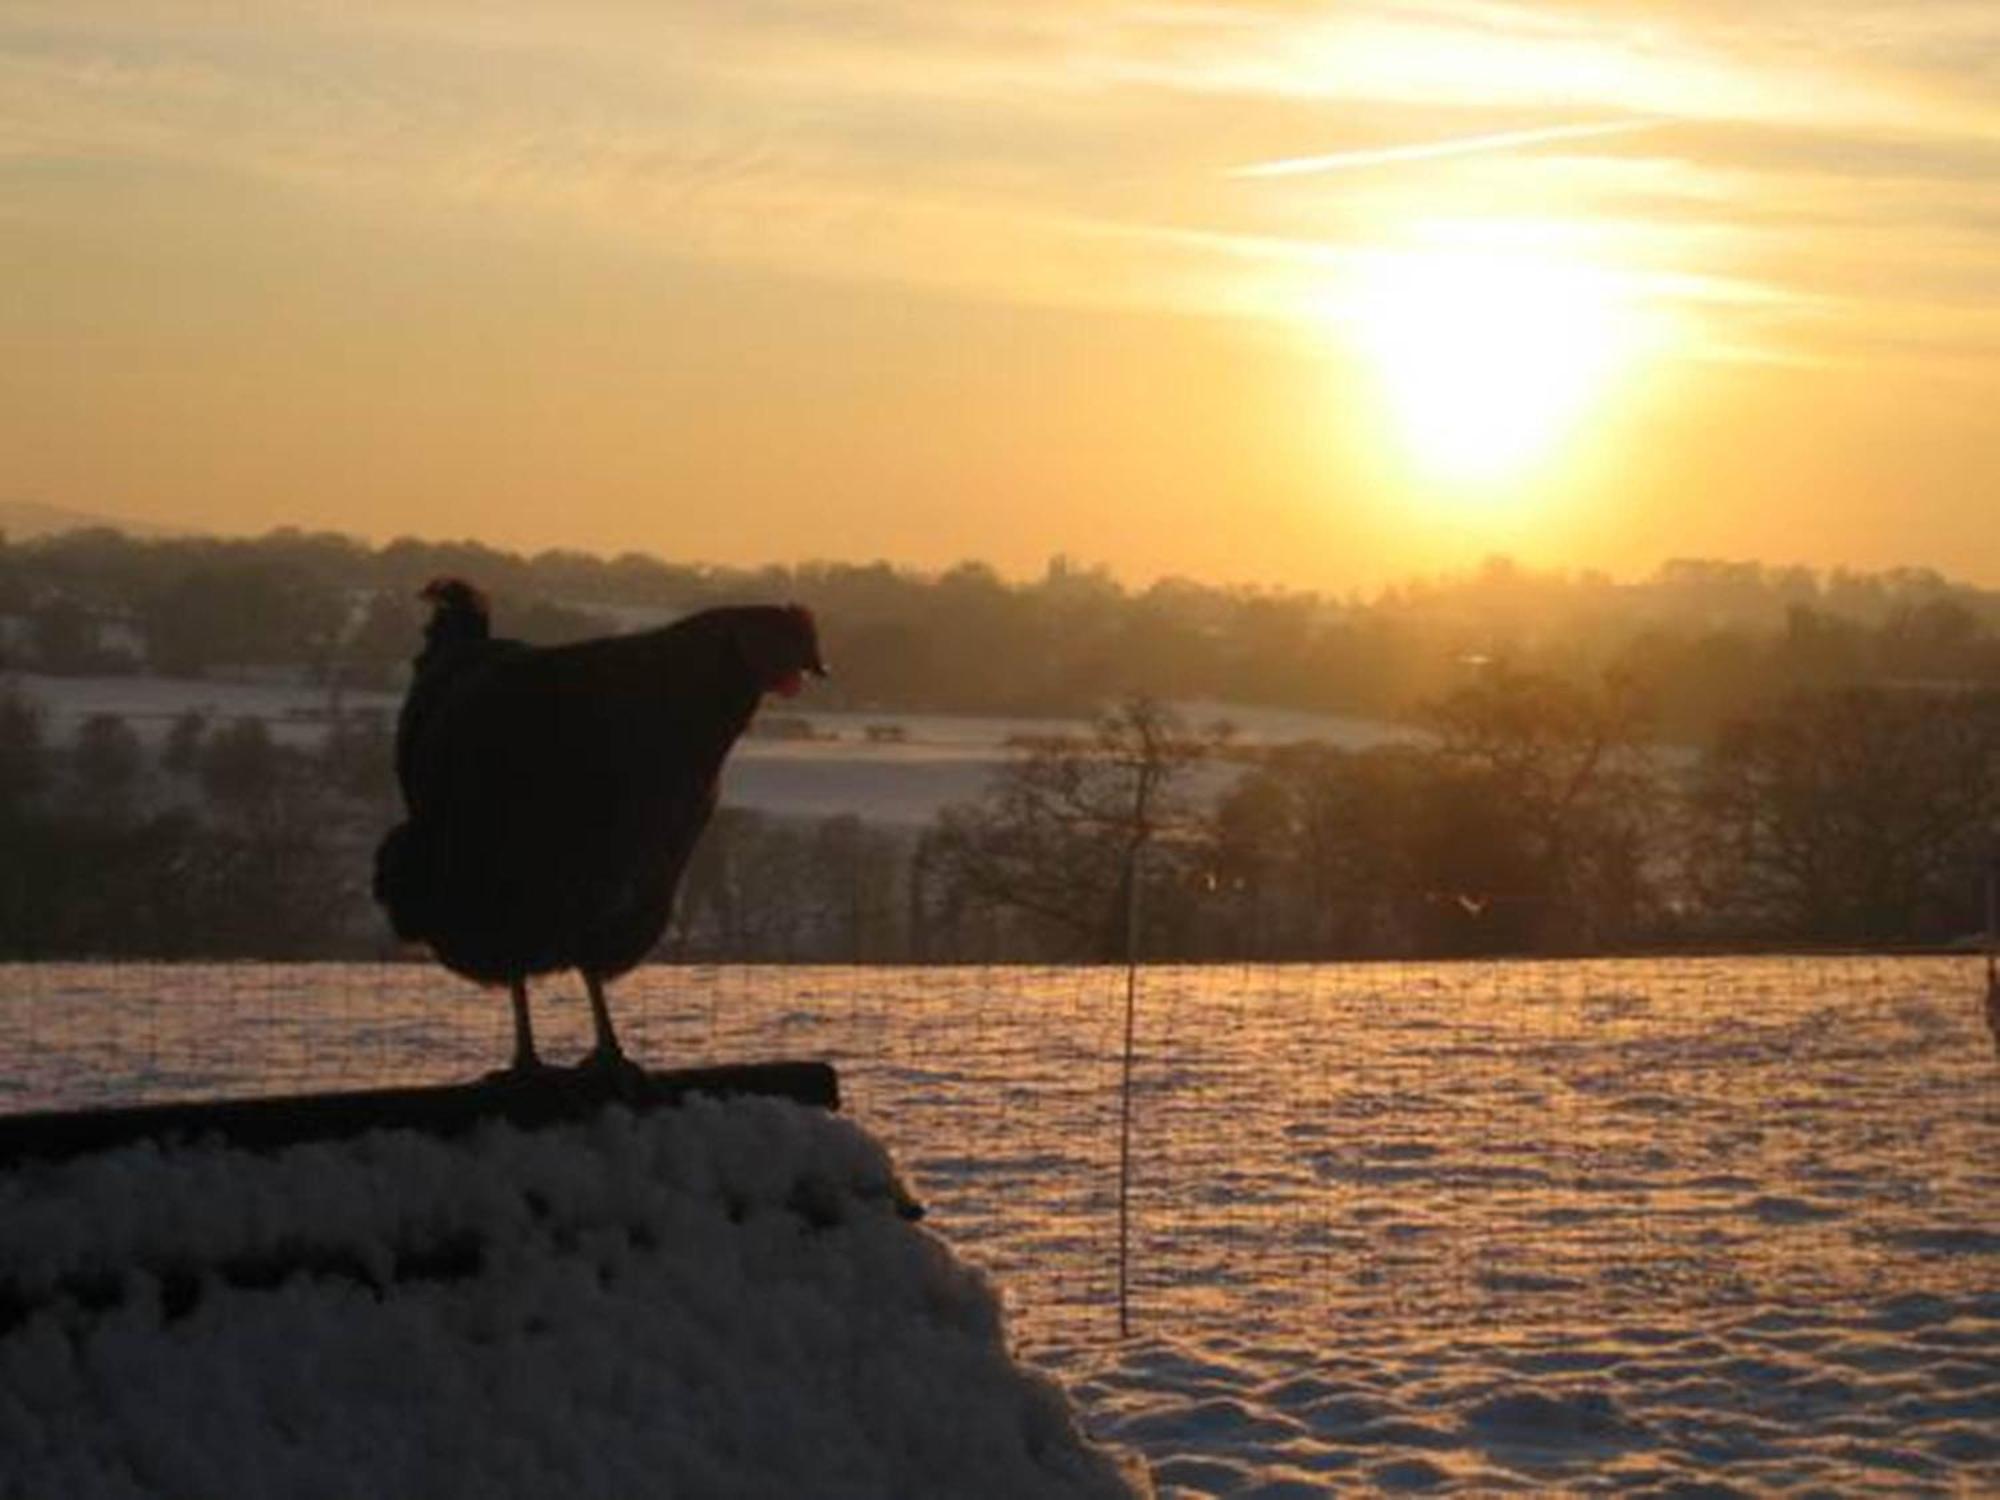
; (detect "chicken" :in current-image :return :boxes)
[372,579,825,1076]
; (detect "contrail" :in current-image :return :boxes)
[1229,119,1661,179]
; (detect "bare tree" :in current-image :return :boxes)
[923,698,1225,961]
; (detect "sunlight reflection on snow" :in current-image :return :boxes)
[2,957,1994,1494]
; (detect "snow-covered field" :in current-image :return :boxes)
[2,958,1995,1495]
[11,673,1416,826]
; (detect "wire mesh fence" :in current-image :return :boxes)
[1,957,1993,1350]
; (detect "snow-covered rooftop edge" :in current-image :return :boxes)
[0,1096,1151,1500]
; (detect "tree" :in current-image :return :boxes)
[803,814,907,961]
[320,708,397,811]
[139,562,344,677]
[161,709,208,776]
[28,596,98,674]
[1420,666,1663,951]
[923,698,1225,960]
[198,718,288,828]
[1204,743,1428,958]
[179,715,348,953]
[0,682,46,818]
[0,686,51,954]
[1690,687,2000,943]
[69,712,145,824]
[339,589,421,689]
[673,808,825,959]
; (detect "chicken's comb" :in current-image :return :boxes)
[419,577,490,617]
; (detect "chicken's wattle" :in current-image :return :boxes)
[770,670,805,698]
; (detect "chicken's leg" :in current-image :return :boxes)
[580,970,633,1075]
[507,977,542,1073]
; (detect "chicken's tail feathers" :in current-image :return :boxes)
[373,820,440,942]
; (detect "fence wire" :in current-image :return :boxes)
[1,957,1993,1349]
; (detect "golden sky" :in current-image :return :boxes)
[4,1,1997,590]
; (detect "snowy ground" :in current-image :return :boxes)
[1,958,1995,1495]
[0,1096,1144,1500]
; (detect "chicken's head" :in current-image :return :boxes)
[734,604,827,698]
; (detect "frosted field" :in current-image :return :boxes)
[2,958,1996,1495]
[15,673,1414,826]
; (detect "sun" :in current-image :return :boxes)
[1342,242,1638,488]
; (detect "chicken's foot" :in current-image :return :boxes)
[486,976,547,1080]
[577,971,646,1088]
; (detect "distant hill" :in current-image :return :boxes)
[0,501,190,542]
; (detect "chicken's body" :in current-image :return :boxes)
[374,583,823,1074]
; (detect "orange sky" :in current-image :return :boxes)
[3,2,1997,590]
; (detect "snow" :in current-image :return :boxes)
[9,673,1416,826]
[1,957,1995,1495]
[5,673,399,750]
[724,740,1014,828]
[0,1096,1147,1500]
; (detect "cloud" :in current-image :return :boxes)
[1229,119,1663,178]
[1,0,1997,375]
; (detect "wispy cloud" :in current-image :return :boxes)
[1228,119,1664,179]
[3,0,1998,370]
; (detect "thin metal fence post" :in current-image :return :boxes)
[1117,842,1141,1339]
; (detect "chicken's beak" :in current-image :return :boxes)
[770,658,826,698]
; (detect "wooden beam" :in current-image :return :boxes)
[0,1060,840,1169]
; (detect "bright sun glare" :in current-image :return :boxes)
[1343,244,1638,489]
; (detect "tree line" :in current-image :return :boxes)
[0,688,397,957]
[6,528,2000,738]
[920,680,1999,961]
[4,670,1993,963]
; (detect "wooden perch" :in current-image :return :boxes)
[0,1060,839,1170]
